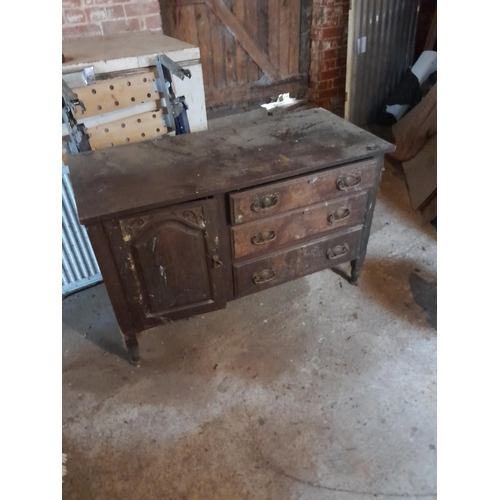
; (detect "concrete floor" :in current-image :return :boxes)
[62,160,437,500]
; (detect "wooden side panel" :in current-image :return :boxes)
[86,223,136,334]
[233,228,363,298]
[231,192,368,259]
[230,159,379,225]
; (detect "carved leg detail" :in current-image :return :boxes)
[123,332,141,366]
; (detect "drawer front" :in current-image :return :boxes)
[233,228,362,298]
[231,192,367,259]
[230,158,378,225]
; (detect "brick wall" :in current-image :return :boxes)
[308,0,350,116]
[62,0,163,39]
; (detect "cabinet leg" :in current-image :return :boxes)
[350,259,361,286]
[122,332,141,366]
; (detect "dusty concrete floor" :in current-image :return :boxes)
[62,160,437,500]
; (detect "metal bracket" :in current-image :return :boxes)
[155,55,192,134]
[62,66,96,88]
[157,54,192,80]
[62,79,91,153]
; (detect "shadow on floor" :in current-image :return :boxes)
[409,270,437,330]
[62,284,130,362]
[359,257,437,331]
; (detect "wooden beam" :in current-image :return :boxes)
[205,0,279,81]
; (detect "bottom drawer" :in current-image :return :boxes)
[233,228,362,298]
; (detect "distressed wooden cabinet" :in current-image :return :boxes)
[69,108,394,364]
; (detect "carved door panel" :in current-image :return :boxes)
[113,199,225,326]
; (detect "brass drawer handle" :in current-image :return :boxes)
[337,172,361,191]
[327,207,350,224]
[252,268,276,284]
[251,192,280,212]
[251,230,276,245]
[326,244,349,259]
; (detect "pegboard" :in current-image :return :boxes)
[87,110,167,149]
[73,71,159,119]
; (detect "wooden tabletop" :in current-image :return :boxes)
[62,32,199,74]
[68,108,395,225]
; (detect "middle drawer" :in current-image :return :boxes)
[231,191,367,259]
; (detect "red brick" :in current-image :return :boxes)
[95,0,131,4]
[313,26,344,41]
[317,89,335,100]
[65,8,87,24]
[125,2,160,17]
[318,99,333,110]
[336,56,347,68]
[102,17,140,35]
[106,5,125,19]
[318,80,334,91]
[63,0,81,7]
[323,59,336,70]
[145,14,162,30]
[83,0,94,5]
[320,69,336,80]
[63,23,102,38]
[86,7,106,22]
[323,48,340,60]
[334,76,346,88]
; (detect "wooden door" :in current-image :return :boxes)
[107,199,226,328]
[160,0,312,110]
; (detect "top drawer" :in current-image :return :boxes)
[229,158,378,225]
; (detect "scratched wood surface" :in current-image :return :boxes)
[230,191,368,259]
[229,158,378,225]
[160,0,308,108]
[233,227,363,298]
[69,108,395,224]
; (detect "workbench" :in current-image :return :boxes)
[69,108,395,364]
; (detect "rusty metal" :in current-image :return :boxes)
[209,238,223,268]
[337,172,362,191]
[252,269,277,285]
[251,231,277,245]
[327,244,350,260]
[251,193,280,212]
[327,207,351,225]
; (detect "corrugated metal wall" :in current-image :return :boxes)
[62,165,102,295]
[346,0,420,126]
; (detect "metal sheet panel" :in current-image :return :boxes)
[62,165,102,295]
[346,0,420,126]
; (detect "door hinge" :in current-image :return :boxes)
[345,91,348,102]
[349,0,352,10]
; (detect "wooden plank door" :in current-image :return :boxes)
[160,0,311,110]
[105,199,226,329]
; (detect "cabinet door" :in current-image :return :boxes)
[109,199,226,327]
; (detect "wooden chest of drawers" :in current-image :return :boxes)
[69,108,394,364]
